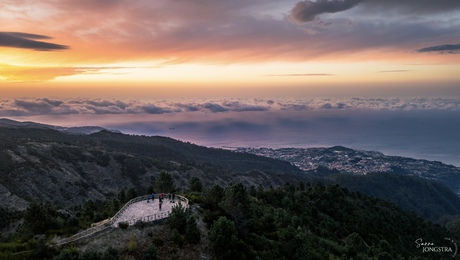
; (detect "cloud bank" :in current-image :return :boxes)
[1,97,459,117]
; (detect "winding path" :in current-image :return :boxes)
[55,194,189,246]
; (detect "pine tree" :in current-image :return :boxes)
[185,216,201,244]
[208,216,239,259]
[168,203,187,234]
[155,171,175,193]
[189,177,203,192]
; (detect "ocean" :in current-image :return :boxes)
[105,109,460,167]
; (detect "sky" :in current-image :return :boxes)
[1,1,460,165]
[1,0,459,97]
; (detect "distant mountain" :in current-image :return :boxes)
[238,146,460,195]
[0,118,110,135]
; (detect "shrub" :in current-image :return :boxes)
[118,222,129,229]
[142,245,157,260]
[171,229,184,247]
[134,220,147,229]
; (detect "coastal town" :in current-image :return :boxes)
[236,146,460,178]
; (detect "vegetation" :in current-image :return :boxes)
[209,216,240,259]
[200,182,458,259]
[188,177,203,192]
[0,181,458,259]
[155,171,176,193]
[328,172,460,222]
[0,207,21,231]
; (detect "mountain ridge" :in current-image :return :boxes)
[0,120,306,211]
[0,118,115,135]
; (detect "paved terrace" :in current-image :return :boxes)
[112,197,183,227]
[55,194,189,246]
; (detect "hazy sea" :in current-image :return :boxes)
[105,109,460,167]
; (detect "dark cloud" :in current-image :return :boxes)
[416,44,460,54]
[336,102,347,109]
[40,98,64,107]
[222,101,269,112]
[320,103,333,109]
[291,0,363,22]
[290,0,460,23]
[85,100,128,109]
[3,32,51,40]
[13,99,54,114]
[362,0,460,14]
[142,105,171,114]
[279,104,309,111]
[201,103,228,113]
[0,31,69,51]
[175,103,200,112]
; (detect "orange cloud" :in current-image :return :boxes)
[0,64,148,82]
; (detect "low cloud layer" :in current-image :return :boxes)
[0,32,69,51]
[1,97,459,117]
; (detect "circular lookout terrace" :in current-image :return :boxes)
[55,194,189,246]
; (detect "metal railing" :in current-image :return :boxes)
[115,195,189,226]
[54,194,189,246]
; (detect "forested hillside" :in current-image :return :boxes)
[327,172,460,222]
[2,182,457,259]
[197,182,458,259]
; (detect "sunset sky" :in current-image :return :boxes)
[1,1,460,165]
[1,0,459,98]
